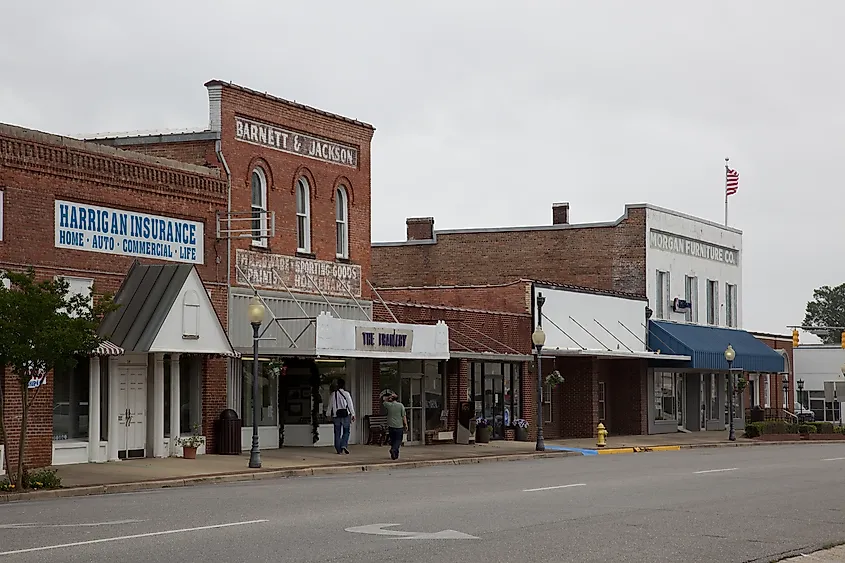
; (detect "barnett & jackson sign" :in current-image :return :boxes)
[236,249,362,298]
[649,229,739,266]
[54,200,203,264]
[234,116,358,168]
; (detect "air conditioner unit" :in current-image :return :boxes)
[672,298,691,313]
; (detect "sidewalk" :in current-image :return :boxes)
[779,544,845,561]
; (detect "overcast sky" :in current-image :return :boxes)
[1,1,840,337]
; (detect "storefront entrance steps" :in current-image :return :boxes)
[2,442,578,503]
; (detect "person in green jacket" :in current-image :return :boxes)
[380,389,407,460]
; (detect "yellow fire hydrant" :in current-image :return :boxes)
[597,422,608,448]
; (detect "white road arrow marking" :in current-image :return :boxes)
[345,523,478,540]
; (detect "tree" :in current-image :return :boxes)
[0,269,115,488]
[803,283,845,344]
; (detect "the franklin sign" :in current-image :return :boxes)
[649,229,739,266]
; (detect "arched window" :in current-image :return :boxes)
[296,177,311,253]
[251,167,268,247]
[335,186,349,259]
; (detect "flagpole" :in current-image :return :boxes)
[724,157,729,226]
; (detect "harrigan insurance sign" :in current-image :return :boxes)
[54,200,204,264]
[234,116,358,168]
[236,249,362,298]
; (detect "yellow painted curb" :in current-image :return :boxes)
[596,445,682,454]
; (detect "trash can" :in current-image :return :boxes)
[215,409,242,455]
[750,405,765,423]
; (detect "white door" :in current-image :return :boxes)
[116,367,147,459]
[401,376,423,445]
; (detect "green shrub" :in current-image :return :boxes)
[744,424,762,438]
[798,424,817,434]
[835,425,844,434]
[812,422,835,434]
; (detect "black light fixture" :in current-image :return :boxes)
[247,295,266,469]
[724,344,736,441]
[532,292,547,452]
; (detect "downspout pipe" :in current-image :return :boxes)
[216,140,233,408]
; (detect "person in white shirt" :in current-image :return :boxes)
[326,378,355,454]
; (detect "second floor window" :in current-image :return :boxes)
[655,271,669,319]
[296,177,311,253]
[684,275,699,323]
[706,280,719,325]
[725,283,738,327]
[251,168,268,247]
[335,187,349,259]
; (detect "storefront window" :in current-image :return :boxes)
[380,361,399,400]
[470,361,523,438]
[164,355,202,436]
[424,361,446,432]
[316,360,346,424]
[654,372,677,421]
[242,360,278,426]
[709,374,719,420]
[825,401,841,423]
[809,391,825,421]
[53,357,90,441]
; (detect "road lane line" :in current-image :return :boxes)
[0,519,269,556]
[694,468,738,474]
[523,483,586,492]
[823,457,845,461]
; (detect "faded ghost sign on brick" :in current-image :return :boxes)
[236,249,361,298]
[234,116,358,168]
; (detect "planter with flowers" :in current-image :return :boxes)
[176,424,205,459]
[513,419,530,442]
[475,417,492,443]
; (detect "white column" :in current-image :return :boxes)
[169,354,181,456]
[153,353,166,458]
[88,357,102,462]
[107,357,120,461]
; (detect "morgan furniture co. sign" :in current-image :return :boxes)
[236,249,362,298]
[234,116,358,168]
[649,229,739,266]
[54,200,204,264]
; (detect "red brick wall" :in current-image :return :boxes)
[377,282,531,315]
[0,124,229,468]
[216,85,376,300]
[104,140,220,169]
[2,367,54,471]
[371,206,647,296]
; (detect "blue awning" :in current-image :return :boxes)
[648,320,786,373]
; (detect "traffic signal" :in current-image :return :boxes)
[792,328,799,348]
[841,331,845,348]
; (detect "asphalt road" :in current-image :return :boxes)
[1,444,845,563]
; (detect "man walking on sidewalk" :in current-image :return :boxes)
[381,389,407,460]
[327,379,355,454]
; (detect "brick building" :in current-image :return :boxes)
[373,203,788,438]
[0,123,235,475]
[95,81,451,451]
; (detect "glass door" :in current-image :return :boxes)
[485,373,505,439]
[401,376,423,445]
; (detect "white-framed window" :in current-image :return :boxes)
[725,283,738,327]
[655,271,669,319]
[296,177,311,253]
[56,276,93,317]
[706,280,719,325]
[250,167,268,248]
[182,290,200,339]
[543,382,553,424]
[335,186,349,259]
[684,275,699,323]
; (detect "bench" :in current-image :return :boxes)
[366,415,390,446]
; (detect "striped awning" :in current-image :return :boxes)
[90,340,125,357]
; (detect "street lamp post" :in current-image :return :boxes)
[532,292,547,452]
[782,374,789,411]
[247,295,266,469]
[724,344,736,441]
[797,379,804,414]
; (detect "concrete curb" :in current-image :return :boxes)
[585,439,838,454]
[0,450,580,504]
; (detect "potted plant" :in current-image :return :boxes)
[545,370,565,387]
[177,423,205,459]
[475,417,492,443]
[513,418,530,441]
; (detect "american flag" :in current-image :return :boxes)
[725,167,739,196]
